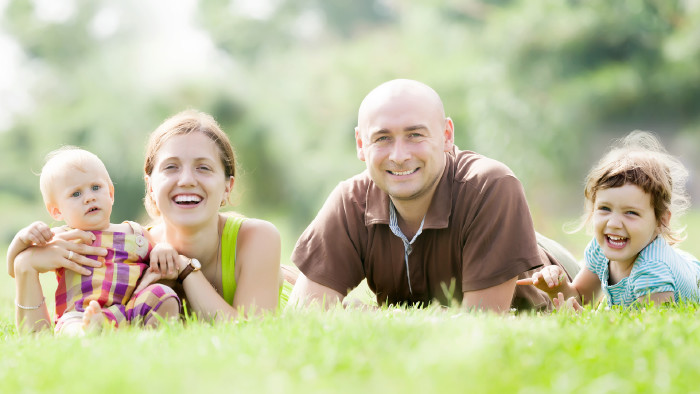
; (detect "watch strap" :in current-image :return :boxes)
[177,261,195,284]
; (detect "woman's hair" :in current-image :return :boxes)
[143,109,236,218]
[579,130,690,244]
[40,146,112,207]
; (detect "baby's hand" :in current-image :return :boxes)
[134,267,165,294]
[516,265,569,295]
[18,221,54,246]
[149,243,179,279]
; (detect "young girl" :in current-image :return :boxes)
[518,131,699,308]
[8,147,180,334]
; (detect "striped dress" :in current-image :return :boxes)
[54,222,178,328]
[585,236,700,306]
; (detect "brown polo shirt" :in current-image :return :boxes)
[292,149,558,309]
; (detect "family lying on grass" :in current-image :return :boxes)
[7,79,699,335]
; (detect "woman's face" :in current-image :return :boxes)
[146,132,233,229]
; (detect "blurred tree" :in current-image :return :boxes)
[0,0,698,250]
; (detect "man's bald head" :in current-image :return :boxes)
[357,79,446,131]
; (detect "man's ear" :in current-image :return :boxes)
[443,117,455,151]
[355,127,366,161]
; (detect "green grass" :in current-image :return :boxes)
[2,211,700,393]
[2,306,700,393]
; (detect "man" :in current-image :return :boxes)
[289,79,578,312]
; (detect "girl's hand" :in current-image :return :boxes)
[17,222,54,246]
[553,292,584,313]
[149,243,180,279]
[516,265,569,295]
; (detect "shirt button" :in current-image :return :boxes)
[135,236,146,247]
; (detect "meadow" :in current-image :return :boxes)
[1,211,700,394]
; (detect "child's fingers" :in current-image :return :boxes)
[151,256,162,274]
[542,267,562,288]
[54,229,97,245]
[134,270,160,294]
[31,227,53,245]
[166,253,176,276]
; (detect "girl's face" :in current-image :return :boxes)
[592,183,661,267]
[146,132,233,229]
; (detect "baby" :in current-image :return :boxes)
[7,146,180,334]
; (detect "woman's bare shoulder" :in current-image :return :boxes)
[234,217,281,265]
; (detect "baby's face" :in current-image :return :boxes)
[48,166,114,231]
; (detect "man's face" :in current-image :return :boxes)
[355,92,453,203]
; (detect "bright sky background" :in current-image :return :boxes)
[0,0,238,132]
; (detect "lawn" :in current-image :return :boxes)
[1,211,699,393]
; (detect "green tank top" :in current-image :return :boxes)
[220,215,291,308]
[221,216,246,305]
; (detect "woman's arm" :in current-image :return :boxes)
[179,219,281,321]
[7,222,54,277]
[11,237,107,333]
[8,230,105,278]
[14,254,51,333]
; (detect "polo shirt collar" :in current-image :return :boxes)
[364,151,455,229]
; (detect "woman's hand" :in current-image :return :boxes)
[14,232,107,276]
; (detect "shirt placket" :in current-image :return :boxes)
[388,202,424,297]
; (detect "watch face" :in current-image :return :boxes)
[191,258,201,270]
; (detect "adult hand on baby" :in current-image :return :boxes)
[14,231,107,277]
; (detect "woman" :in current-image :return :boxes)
[12,110,281,332]
[140,110,281,319]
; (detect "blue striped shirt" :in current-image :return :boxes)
[585,236,700,306]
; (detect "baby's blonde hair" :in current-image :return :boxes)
[580,131,690,244]
[39,146,113,208]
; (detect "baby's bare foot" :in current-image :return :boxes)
[82,300,106,333]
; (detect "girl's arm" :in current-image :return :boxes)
[517,265,602,306]
[637,291,674,305]
[180,219,281,321]
[570,268,602,306]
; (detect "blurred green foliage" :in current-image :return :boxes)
[0,0,698,254]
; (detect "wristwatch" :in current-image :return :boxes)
[177,258,201,284]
